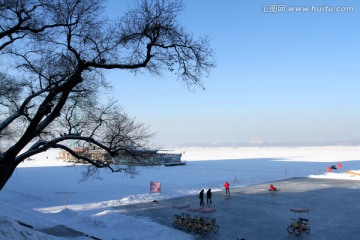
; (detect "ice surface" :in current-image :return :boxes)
[1,146,360,239]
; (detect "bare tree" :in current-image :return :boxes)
[0,0,214,190]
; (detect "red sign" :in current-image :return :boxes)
[150,181,161,193]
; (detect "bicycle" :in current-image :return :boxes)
[293,218,310,236]
[287,208,310,236]
[173,213,219,235]
[205,217,219,233]
[173,213,186,229]
[287,218,310,235]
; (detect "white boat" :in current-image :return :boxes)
[127,148,186,166]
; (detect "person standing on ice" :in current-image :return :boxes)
[207,188,212,204]
[199,189,205,206]
[224,181,230,194]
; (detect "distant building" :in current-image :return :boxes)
[58,147,108,162]
[250,138,265,145]
[58,147,185,166]
[117,149,185,166]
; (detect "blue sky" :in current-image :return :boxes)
[105,0,360,146]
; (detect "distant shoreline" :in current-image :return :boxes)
[166,143,360,148]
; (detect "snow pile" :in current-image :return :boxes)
[0,215,60,240]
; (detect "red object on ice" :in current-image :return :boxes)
[186,206,204,212]
[269,184,277,191]
[290,208,310,213]
[198,207,216,213]
[327,167,332,172]
[173,204,190,209]
[338,162,342,169]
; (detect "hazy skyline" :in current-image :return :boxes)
[106,0,360,147]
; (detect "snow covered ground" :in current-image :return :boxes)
[1,146,360,239]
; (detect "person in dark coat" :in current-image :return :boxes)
[199,189,205,206]
[207,188,212,204]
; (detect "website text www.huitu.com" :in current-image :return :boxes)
[262,5,355,13]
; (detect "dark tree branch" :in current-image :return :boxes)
[0,0,214,190]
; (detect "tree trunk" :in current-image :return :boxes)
[0,157,17,191]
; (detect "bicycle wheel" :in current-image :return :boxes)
[186,224,193,232]
[212,224,219,233]
[172,221,178,229]
[287,226,293,234]
[305,226,310,234]
[177,222,183,230]
[294,227,301,236]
